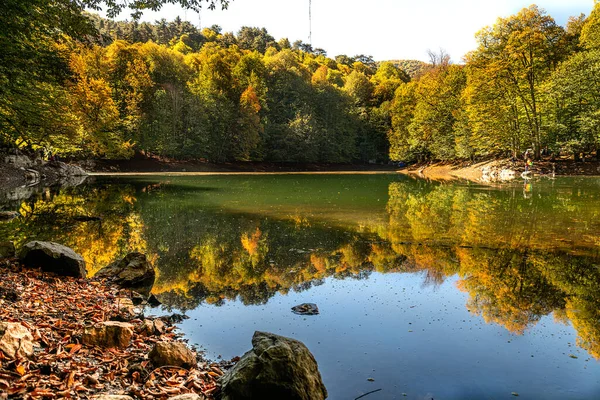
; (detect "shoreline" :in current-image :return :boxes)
[0,258,231,399]
[397,158,600,182]
[88,170,401,176]
[3,156,600,196]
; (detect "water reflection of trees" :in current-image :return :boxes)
[0,184,150,275]
[1,178,600,359]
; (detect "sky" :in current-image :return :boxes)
[102,0,595,62]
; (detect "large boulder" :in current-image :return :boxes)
[4,154,32,169]
[46,161,87,177]
[220,331,327,400]
[95,253,155,296]
[0,322,34,359]
[19,241,87,278]
[82,321,133,348]
[149,342,196,369]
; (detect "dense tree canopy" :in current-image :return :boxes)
[386,2,600,162]
[2,2,600,163]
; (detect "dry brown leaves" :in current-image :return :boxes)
[0,261,230,399]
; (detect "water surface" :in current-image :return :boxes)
[1,174,600,399]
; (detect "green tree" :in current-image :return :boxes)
[388,82,417,161]
[344,71,373,107]
[237,27,277,54]
[581,0,600,50]
[408,63,466,160]
[465,5,568,158]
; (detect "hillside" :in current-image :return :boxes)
[386,59,430,78]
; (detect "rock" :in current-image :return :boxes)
[91,396,134,400]
[0,211,19,221]
[95,252,155,295]
[168,394,205,400]
[46,161,87,177]
[24,168,40,184]
[220,331,327,400]
[19,241,87,278]
[4,154,32,169]
[0,241,15,258]
[129,290,147,305]
[139,319,155,336]
[148,294,162,307]
[291,303,319,315]
[114,296,138,317]
[149,342,196,368]
[159,313,189,324]
[153,319,166,334]
[82,321,133,348]
[1,186,36,202]
[0,322,34,359]
[139,319,166,336]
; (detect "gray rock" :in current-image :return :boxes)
[24,169,40,184]
[149,342,196,368]
[220,331,327,400]
[2,186,36,202]
[4,154,32,169]
[0,322,34,359]
[0,211,19,221]
[0,241,15,258]
[291,303,319,315]
[82,321,133,348]
[19,241,87,278]
[95,252,155,296]
[46,161,87,177]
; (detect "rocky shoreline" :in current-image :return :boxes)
[0,157,88,195]
[0,242,327,400]
[399,157,600,182]
[0,255,229,399]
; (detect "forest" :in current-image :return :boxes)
[1,0,600,163]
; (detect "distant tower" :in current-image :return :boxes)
[309,0,312,46]
[198,8,201,29]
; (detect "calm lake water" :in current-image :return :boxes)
[2,173,600,399]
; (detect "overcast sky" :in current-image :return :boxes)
[103,0,595,62]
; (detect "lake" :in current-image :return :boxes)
[1,173,600,399]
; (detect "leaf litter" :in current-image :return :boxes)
[0,259,237,399]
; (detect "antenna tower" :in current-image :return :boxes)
[309,0,312,46]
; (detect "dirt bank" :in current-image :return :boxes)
[84,158,398,173]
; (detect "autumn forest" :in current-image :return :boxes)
[3,1,600,163]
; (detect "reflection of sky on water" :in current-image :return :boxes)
[178,272,599,400]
